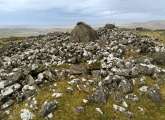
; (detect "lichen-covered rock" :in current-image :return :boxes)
[1,83,21,97]
[38,100,58,118]
[20,109,34,120]
[147,84,163,104]
[89,88,108,104]
[1,99,14,110]
[70,22,98,43]
[22,85,37,98]
[119,79,133,94]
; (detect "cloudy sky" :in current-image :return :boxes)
[0,0,165,26]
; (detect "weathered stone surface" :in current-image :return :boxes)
[20,109,34,120]
[125,93,139,102]
[147,84,163,104]
[70,22,98,43]
[43,70,56,81]
[89,88,108,104]
[114,92,125,102]
[1,83,21,97]
[119,79,133,94]
[1,99,14,110]
[22,85,37,98]
[152,52,165,65]
[91,70,101,79]
[70,64,88,75]
[38,100,58,118]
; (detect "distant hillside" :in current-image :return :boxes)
[120,20,165,30]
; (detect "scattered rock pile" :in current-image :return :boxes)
[0,22,165,119]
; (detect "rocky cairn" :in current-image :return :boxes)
[0,22,165,119]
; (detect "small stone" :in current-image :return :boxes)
[95,108,103,115]
[67,87,74,93]
[52,93,62,98]
[75,106,84,113]
[83,99,89,104]
[124,111,133,118]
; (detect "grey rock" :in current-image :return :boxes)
[43,70,55,81]
[67,87,74,93]
[125,93,139,102]
[152,52,165,65]
[1,99,14,110]
[147,84,163,104]
[38,100,58,118]
[119,79,133,94]
[5,70,23,87]
[70,22,98,43]
[104,24,115,29]
[22,85,37,98]
[1,83,21,96]
[75,106,85,113]
[124,111,133,118]
[26,75,35,85]
[91,70,101,79]
[114,92,125,102]
[130,66,139,77]
[70,64,88,75]
[89,88,108,104]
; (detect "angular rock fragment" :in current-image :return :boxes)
[119,79,132,94]
[1,99,14,110]
[89,88,108,104]
[1,83,21,96]
[38,100,58,118]
[22,85,37,98]
[147,84,163,104]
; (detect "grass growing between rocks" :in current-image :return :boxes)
[0,39,24,48]
[7,73,165,120]
[138,30,165,45]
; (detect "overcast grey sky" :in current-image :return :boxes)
[0,0,165,26]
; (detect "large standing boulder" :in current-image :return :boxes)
[70,22,98,43]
